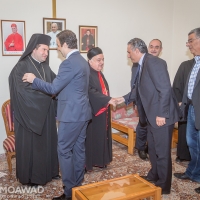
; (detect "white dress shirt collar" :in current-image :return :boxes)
[138,53,146,66]
[66,49,79,59]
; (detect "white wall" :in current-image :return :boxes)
[171,0,200,77]
[0,0,53,153]
[57,0,174,95]
[0,0,199,153]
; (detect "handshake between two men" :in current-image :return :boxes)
[108,96,166,127]
[108,97,125,108]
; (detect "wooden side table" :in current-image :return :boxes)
[72,174,161,200]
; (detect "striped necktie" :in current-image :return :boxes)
[187,56,200,99]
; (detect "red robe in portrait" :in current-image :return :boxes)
[4,33,23,51]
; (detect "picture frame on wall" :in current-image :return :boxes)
[43,18,66,49]
[1,20,26,56]
[79,26,97,53]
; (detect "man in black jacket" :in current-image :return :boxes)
[173,27,200,194]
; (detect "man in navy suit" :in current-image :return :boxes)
[117,38,180,194]
[23,30,91,200]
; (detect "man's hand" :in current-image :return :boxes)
[115,97,125,105]
[22,73,36,83]
[108,98,118,107]
[156,116,166,126]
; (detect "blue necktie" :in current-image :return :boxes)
[187,56,200,99]
[127,64,141,104]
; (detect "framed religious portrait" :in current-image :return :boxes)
[1,20,26,56]
[43,18,66,50]
[79,26,98,53]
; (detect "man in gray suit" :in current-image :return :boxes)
[173,27,200,194]
[117,38,180,194]
[23,30,91,200]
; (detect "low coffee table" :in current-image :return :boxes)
[72,174,161,200]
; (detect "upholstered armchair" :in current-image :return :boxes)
[2,99,15,174]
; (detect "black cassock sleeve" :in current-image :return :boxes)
[9,60,55,135]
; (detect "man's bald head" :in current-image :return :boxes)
[148,39,162,57]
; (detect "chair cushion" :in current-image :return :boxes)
[113,117,139,131]
[111,103,138,120]
[3,135,15,152]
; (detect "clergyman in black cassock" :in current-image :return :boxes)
[173,59,194,161]
[85,47,113,171]
[9,34,59,185]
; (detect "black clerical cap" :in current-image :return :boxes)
[87,47,103,60]
[18,33,51,62]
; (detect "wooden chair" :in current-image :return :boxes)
[2,99,15,174]
[171,122,178,148]
[111,103,139,155]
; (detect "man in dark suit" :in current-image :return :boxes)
[135,39,163,161]
[23,30,91,200]
[173,27,200,194]
[117,38,180,194]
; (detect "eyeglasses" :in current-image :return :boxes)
[186,38,199,45]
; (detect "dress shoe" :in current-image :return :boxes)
[174,172,190,180]
[52,175,61,180]
[138,150,149,161]
[175,157,183,162]
[195,187,200,194]
[52,193,71,200]
[175,157,190,163]
[140,176,156,184]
